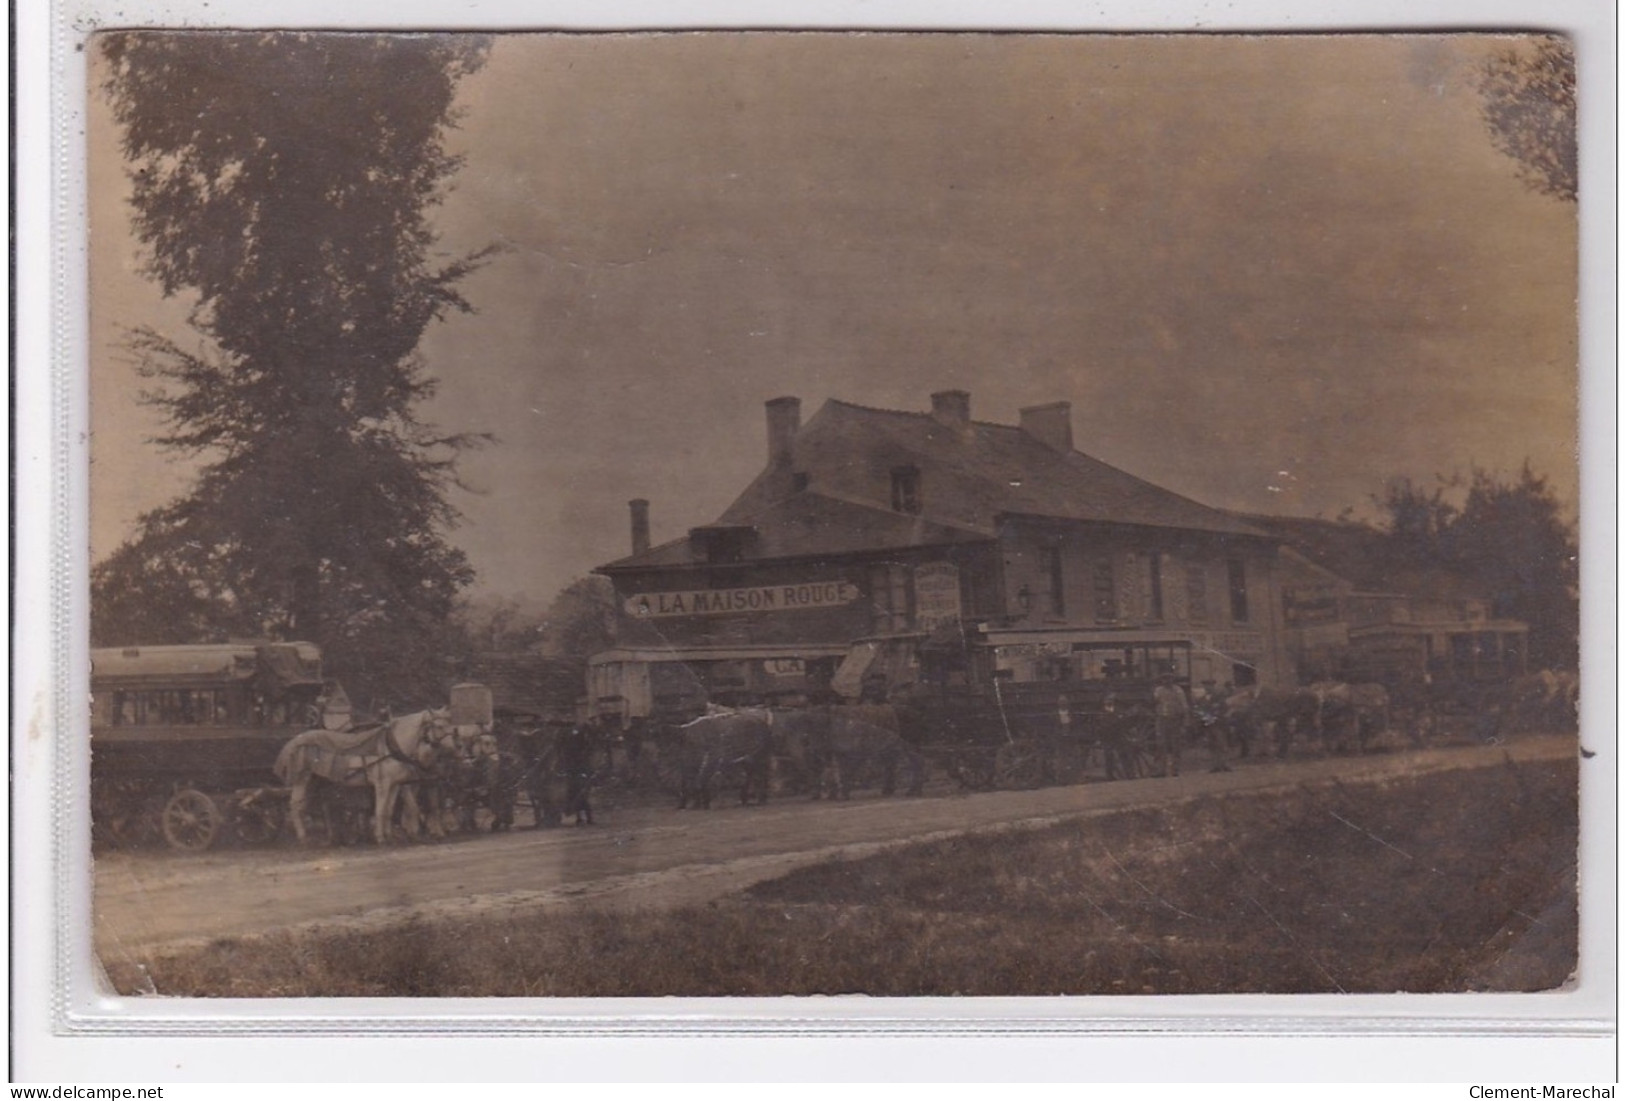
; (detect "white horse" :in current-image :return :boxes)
[274,708,460,845]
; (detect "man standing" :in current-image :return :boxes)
[558,721,597,826]
[1194,680,1233,773]
[1152,674,1190,778]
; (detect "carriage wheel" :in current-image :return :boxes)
[944,747,997,791]
[1049,741,1086,786]
[161,789,221,852]
[1106,744,1150,781]
[994,744,1047,789]
[232,794,284,845]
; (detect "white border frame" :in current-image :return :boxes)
[14,0,1617,1081]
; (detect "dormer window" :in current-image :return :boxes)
[689,525,756,565]
[891,465,921,515]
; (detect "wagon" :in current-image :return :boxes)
[847,631,1191,790]
[90,642,332,851]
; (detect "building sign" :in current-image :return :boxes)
[913,562,962,630]
[1283,586,1341,626]
[626,581,860,618]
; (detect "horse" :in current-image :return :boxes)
[671,710,775,809]
[776,706,925,800]
[1225,685,1323,758]
[498,722,563,827]
[274,708,460,845]
[437,729,521,834]
[1306,681,1391,753]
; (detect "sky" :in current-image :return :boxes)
[88,32,1579,604]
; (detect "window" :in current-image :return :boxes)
[1227,558,1249,623]
[1185,565,1209,625]
[890,466,921,514]
[1092,559,1117,622]
[868,563,912,633]
[1502,633,1525,676]
[692,525,754,564]
[1148,553,1164,621]
[1450,632,1474,677]
[109,688,234,725]
[791,471,810,493]
[1044,545,1065,616]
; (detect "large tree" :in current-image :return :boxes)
[94,31,494,704]
[1477,35,1577,203]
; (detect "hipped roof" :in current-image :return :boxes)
[600,490,990,571]
[600,397,1265,572]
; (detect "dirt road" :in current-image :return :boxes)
[94,734,1578,965]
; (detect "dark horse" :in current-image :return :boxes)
[776,706,925,800]
[498,721,594,828]
[672,710,775,809]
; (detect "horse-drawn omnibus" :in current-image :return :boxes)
[90,641,332,851]
[834,626,1195,788]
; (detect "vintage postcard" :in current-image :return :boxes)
[82,29,1588,1008]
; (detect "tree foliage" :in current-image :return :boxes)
[1375,475,1459,554]
[445,578,618,662]
[536,577,620,660]
[92,31,495,704]
[1372,464,1577,669]
[455,592,550,652]
[1477,36,1577,203]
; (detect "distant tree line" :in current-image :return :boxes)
[1366,463,1578,670]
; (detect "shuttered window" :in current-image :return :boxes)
[1092,559,1117,622]
[891,466,921,515]
[1044,545,1065,616]
[1227,558,1249,623]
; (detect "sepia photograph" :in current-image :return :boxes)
[83,29,1585,1003]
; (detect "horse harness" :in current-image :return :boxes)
[318,713,460,784]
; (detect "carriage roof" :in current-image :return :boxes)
[90,642,323,688]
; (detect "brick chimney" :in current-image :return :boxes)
[930,389,971,430]
[629,498,651,556]
[765,396,801,468]
[1019,401,1074,452]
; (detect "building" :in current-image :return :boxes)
[1245,513,1529,695]
[587,390,1294,727]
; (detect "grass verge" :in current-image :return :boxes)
[107,755,1578,997]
